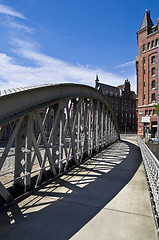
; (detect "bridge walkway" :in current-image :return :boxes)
[0,135,158,239]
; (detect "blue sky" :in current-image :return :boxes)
[0,0,158,92]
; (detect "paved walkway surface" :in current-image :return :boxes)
[0,135,158,240]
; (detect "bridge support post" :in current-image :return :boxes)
[101,105,104,148]
[95,101,99,152]
[83,99,89,159]
[24,115,33,192]
[104,108,108,146]
[88,100,92,156]
[108,112,111,144]
[59,110,64,172]
[14,120,24,191]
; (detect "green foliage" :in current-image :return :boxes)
[155,103,159,116]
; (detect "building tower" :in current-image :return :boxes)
[136,9,159,138]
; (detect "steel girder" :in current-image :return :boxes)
[0,84,119,205]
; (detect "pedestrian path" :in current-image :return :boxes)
[0,136,158,240]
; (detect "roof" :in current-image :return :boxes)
[117,84,124,89]
[139,9,154,31]
[98,83,120,95]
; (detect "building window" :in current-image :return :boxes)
[149,110,152,115]
[144,69,145,75]
[155,39,158,46]
[152,80,155,89]
[152,67,155,76]
[147,42,150,50]
[151,40,154,48]
[145,110,148,116]
[143,44,145,52]
[151,56,155,64]
[143,57,145,64]
[144,81,145,87]
[152,93,155,102]
[153,109,156,115]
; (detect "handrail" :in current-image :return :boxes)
[138,136,159,232]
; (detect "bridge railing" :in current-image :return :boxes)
[138,136,159,231]
[0,84,119,206]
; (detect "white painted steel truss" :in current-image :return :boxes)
[0,84,119,205]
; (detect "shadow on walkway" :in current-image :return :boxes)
[0,140,142,240]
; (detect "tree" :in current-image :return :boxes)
[155,103,159,115]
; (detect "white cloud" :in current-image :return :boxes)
[8,22,33,33]
[0,3,26,19]
[115,60,135,68]
[0,3,136,92]
[0,39,125,91]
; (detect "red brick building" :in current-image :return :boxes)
[95,75,137,133]
[136,10,159,138]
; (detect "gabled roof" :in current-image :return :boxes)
[98,83,120,95]
[139,9,154,31]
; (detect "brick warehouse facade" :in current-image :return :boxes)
[95,75,137,133]
[136,10,159,138]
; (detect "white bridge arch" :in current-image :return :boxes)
[0,84,119,206]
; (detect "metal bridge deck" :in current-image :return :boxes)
[0,135,158,240]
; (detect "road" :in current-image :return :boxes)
[0,135,158,240]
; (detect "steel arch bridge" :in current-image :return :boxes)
[0,84,119,206]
